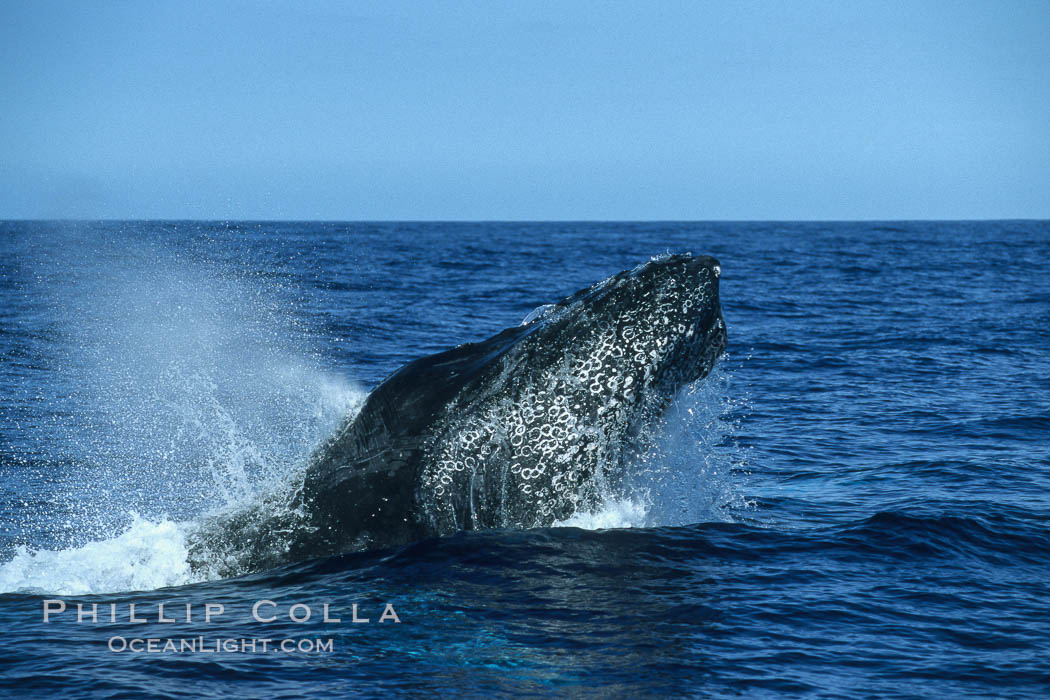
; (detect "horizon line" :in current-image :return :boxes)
[2,217,1048,224]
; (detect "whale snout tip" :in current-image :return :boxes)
[697,256,721,284]
[690,254,720,277]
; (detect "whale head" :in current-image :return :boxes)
[523,253,726,399]
[423,252,727,530]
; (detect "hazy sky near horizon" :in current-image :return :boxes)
[2,1,1048,220]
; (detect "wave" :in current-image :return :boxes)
[0,515,196,596]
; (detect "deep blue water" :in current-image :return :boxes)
[1,220,1049,698]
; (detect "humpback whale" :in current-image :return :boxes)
[189,254,726,575]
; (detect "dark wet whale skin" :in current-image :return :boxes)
[191,254,725,572]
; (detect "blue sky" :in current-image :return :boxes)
[2,0,1047,220]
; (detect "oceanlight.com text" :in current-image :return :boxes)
[108,636,335,653]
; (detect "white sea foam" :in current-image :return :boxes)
[0,515,197,595]
[553,497,650,530]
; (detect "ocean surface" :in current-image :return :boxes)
[1,220,1048,698]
